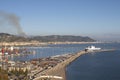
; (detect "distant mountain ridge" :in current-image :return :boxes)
[0,33,96,42]
[31,35,95,42]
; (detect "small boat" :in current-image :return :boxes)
[85,45,101,51]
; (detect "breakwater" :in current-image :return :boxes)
[33,50,88,80]
[33,49,115,80]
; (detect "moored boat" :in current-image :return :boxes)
[85,45,101,51]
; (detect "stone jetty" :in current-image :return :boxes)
[33,50,88,80]
[32,49,115,80]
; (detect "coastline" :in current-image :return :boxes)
[33,49,115,80]
[5,47,115,80]
[34,50,88,80]
[0,41,101,47]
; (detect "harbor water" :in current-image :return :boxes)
[66,43,120,80]
[9,43,120,80]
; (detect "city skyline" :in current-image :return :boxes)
[0,0,120,41]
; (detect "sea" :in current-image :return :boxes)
[9,43,120,80]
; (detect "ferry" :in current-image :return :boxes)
[85,45,101,51]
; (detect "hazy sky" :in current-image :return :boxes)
[0,0,120,41]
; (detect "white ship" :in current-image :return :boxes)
[85,45,101,51]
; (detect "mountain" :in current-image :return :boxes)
[0,33,29,42]
[0,33,95,42]
[31,35,95,42]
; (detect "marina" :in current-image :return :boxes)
[0,43,118,80]
[0,0,120,80]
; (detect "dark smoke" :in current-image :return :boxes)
[0,11,26,37]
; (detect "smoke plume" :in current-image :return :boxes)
[0,11,26,36]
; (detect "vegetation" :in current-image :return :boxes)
[0,33,29,42]
[0,66,28,80]
[0,33,95,42]
[0,67,8,80]
[8,68,28,80]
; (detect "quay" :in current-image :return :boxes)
[3,48,114,80]
[42,50,88,80]
[33,49,115,80]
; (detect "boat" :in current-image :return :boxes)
[85,45,101,51]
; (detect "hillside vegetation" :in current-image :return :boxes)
[0,33,95,42]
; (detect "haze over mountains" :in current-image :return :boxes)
[0,33,95,42]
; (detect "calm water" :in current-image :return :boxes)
[9,43,90,61]
[9,43,120,80]
[66,43,120,80]
[10,43,119,61]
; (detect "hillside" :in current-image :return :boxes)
[31,35,95,42]
[0,33,29,42]
[0,33,95,42]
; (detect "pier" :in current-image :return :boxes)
[33,49,115,80]
[4,48,115,80]
[33,50,88,80]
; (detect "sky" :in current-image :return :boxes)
[0,0,120,41]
